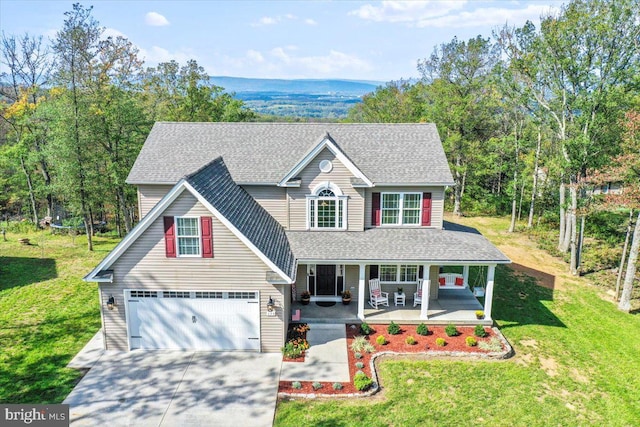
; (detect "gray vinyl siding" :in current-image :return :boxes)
[101,190,285,352]
[287,148,365,231]
[364,186,445,229]
[344,265,360,301]
[137,185,173,219]
[243,185,288,228]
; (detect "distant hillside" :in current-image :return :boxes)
[210,76,382,96]
[209,76,383,118]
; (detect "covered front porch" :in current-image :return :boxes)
[292,288,491,326]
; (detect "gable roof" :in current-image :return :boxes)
[185,157,296,281]
[127,122,455,186]
[278,133,373,187]
[85,157,296,283]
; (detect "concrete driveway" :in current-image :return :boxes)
[64,351,282,427]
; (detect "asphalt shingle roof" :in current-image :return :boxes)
[285,222,510,264]
[127,122,455,185]
[186,157,296,280]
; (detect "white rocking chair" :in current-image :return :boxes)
[368,279,389,309]
[414,279,424,307]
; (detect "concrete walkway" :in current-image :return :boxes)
[280,323,350,382]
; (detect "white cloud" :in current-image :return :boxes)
[145,12,170,27]
[246,49,265,63]
[220,46,372,78]
[349,1,466,24]
[138,45,195,65]
[103,27,128,39]
[252,16,279,26]
[415,4,560,29]
[349,1,559,29]
[252,14,318,27]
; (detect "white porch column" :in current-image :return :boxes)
[463,265,469,285]
[357,263,366,320]
[420,264,430,319]
[484,264,496,320]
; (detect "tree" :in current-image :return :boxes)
[142,59,254,122]
[50,3,103,250]
[0,33,53,221]
[347,80,424,123]
[502,0,640,274]
[418,36,500,215]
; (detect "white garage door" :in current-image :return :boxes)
[126,290,260,351]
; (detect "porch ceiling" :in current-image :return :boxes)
[286,221,510,264]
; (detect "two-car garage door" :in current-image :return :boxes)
[126,290,260,351]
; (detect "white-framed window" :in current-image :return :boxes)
[307,182,347,230]
[380,264,419,283]
[381,193,422,225]
[176,216,200,256]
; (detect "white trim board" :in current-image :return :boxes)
[278,136,374,188]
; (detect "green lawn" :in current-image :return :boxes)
[0,230,119,403]
[275,219,640,427]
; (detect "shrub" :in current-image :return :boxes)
[479,337,503,352]
[376,335,387,345]
[354,372,373,391]
[466,336,478,347]
[360,322,373,335]
[363,343,376,354]
[435,337,446,347]
[355,362,364,369]
[354,352,363,359]
[332,382,343,390]
[387,321,401,335]
[445,324,459,337]
[281,339,308,359]
[350,335,368,352]
[292,381,302,389]
[474,324,488,337]
[405,335,417,345]
[416,323,429,336]
[312,381,323,390]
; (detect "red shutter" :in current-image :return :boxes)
[163,216,176,258]
[372,192,381,226]
[422,193,432,226]
[201,216,213,258]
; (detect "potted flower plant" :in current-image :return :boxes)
[341,290,352,305]
[300,291,311,305]
[475,310,485,319]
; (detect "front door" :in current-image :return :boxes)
[315,265,336,296]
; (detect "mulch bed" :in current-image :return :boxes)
[278,323,503,396]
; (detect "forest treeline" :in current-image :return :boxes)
[347,0,639,310]
[0,4,255,251]
[1,1,639,309]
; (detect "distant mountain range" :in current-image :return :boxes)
[209,76,384,119]
[210,76,383,96]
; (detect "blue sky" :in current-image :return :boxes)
[0,1,562,82]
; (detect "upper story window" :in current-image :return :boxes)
[307,182,347,230]
[176,217,201,256]
[381,192,421,225]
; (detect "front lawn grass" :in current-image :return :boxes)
[275,218,640,427]
[0,230,119,403]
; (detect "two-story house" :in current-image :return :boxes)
[85,123,509,352]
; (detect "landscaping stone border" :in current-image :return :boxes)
[278,327,514,399]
